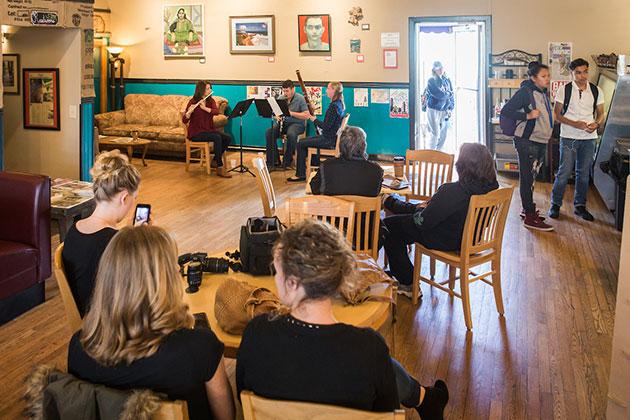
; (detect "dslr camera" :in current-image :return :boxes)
[178,251,243,293]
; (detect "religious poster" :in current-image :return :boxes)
[306,86,323,115]
[354,88,368,107]
[389,88,409,118]
[549,42,572,81]
[163,5,204,57]
[371,88,389,104]
[81,29,95,98]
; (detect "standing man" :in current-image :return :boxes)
[549,58,605,221]
[425,61,455,151]
[265,79,310,169]
[300,16,329,51]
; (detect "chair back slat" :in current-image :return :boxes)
[333,114,351,156]
[461,187,514,256]
[54,244,82,333]
[336,195,381,259]
[405,150,454,201]
[287,196,355,244]
[252,157,277,217]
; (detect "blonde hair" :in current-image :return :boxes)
[328,81,345,108]
[273,219,355,301]
[80,226,192,366]
[90,150,141,203]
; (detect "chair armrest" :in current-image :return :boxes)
[94,110,126,132]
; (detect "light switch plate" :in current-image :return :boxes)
[69,105,77,119]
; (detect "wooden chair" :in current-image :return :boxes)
[153,400,189,420]
[53,243,82,333]
[241,391,405,420]
[252,156,277,217]
[305,113,351,179]
[412,187,514,330]
[286,196,355,244]
[183,123,216,175]
[336,195,382,260]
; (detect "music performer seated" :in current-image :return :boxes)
[265,79,310,170]
[182,80,233,178]
[287,81,345,182]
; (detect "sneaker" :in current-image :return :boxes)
[548,204,560,219]
[397,284,421,299]
[574,206,594,221]
[523,213,554,231]
[520,209,546,221]
[416,380,449,420]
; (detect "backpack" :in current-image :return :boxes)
[500,88,536,136]
[560,82,599,115]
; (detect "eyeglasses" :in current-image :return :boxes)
[268,262,277,276]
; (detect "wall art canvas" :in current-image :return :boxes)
[298,14,331,52]
[3,54,20,95]
[23,68,60,130]
[163,5,204,57]
[389,88,409,118]
[305,86,323,115]
[230,15,275,54]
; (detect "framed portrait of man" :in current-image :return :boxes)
[163,5,204,58]
[298,14,331,52]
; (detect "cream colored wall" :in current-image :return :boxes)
[3,27,82,179]
[107,0,630,82]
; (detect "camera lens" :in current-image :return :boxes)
[186,261,203,293]
[202,257,230,273]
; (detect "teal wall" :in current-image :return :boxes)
[123,81,410,156]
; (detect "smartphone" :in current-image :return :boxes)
[193,312,210,330]
[133,204,151,226]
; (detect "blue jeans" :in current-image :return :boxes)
[265,122,305,167]
[295,135,336,178]
[551,137,596,208]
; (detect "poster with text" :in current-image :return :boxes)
[81,29,95,98]
[549,42,572,81]
[306,86,323,115]
[550,80,570,102]
[354,88,368,107]
[389,89,409,118]
[163,5,204,57]
[371,88,389,104]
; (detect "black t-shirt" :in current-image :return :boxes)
[68,328,225,420]
[236,314,399,412]
[61,224,117,316]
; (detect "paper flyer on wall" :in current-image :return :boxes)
[371,88,389,104]
[550,80,570,102]
[549,42,572,81]
[389,89,409,118]
[354,88,368,107]
[306,86,323,115]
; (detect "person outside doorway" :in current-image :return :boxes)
[425,61,455,150]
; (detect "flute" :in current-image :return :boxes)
[186,92,213,115]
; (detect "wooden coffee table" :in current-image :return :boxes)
[98,136,153,166]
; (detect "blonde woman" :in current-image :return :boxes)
[68,226,235,420]
[236,220,448,419]
[62,150,141,316]
[288,81,346,182]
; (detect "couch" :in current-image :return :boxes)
[94,94,229,159]
[0,172,51,325]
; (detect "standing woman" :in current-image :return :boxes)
[288,81,345,182]
[182,81,233,178]
[501,61,554,231]
[425,61,454,151]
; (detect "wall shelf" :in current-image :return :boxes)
[488,78,526,89]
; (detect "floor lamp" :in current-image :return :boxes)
[107,46,125,111]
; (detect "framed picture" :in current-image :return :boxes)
[3,54,20,95]
[23,68,60,130]
[163,5,204,58]
[298,14,331,52]
[383,48,398,69]
[229,15,275,54]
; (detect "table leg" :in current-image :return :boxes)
[141,144,148,166]
[126,146,134,163]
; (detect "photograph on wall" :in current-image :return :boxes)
[354,88,368,107]
[371,88,389,104]
[23,68,60,130]
[305,86,323,115]
[3,54,20,95]
[163,5,204,57]
[230,15,275,54]
[389,88,409,118]
[549,42,572,81]
[298,14,331,52]
[350,39,361,53]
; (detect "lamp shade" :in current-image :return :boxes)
[107,46,123,57]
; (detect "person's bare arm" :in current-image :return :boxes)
[554,102,589,130]
[205,357,235,420]
[586,103,606,133]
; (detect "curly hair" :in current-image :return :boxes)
[90,150,141,203]
[80,226,192,366]
[273,219,355,301]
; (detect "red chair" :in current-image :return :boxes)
[0,172,51,325]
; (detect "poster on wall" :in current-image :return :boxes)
[380,32,400,48]
[389,88,409,118]
[371,88,389,104]
[298,15,331,52]
[550,80,570,102]
[229,15,275,54]
[354,88,368,107]
[81,29,95,98]
[3,54,21,95]
[549,42,572,81]
[306,86,323,115]
[163,5,204,58]
[2,0,63,27]
[350,39,361,53]
[23,68,60,130]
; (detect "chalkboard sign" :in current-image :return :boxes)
[30,11,58,26]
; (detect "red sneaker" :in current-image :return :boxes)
[523,213,554,231]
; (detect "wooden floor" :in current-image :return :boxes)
[0,153,620,419]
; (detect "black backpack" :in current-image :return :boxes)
[239,217,282,275]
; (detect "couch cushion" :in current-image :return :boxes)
[0,241,38,299]
[157,127,186,143]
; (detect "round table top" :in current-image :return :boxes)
[182,270,394,356]
[98,136,153,146]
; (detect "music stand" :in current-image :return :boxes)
[228,98,255,176]
[254,98,290,169]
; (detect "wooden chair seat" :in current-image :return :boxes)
[183,123,222,175]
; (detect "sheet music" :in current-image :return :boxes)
[268,97,283,117]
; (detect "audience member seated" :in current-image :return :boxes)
[61,151,141,317]
[309,126,383,196]
[67,226,234,420]
[236,220,448,419]
[383,143,499,298]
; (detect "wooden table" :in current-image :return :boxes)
[51,179,96,242]
[98,136,153,166]
[183,271,394,358]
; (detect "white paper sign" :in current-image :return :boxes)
[380,32,400,48]
[354,88,368,107]
[371,89,389,104]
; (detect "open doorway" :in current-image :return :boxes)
[409,16,491,154]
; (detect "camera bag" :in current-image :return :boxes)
[239,216,282,275]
